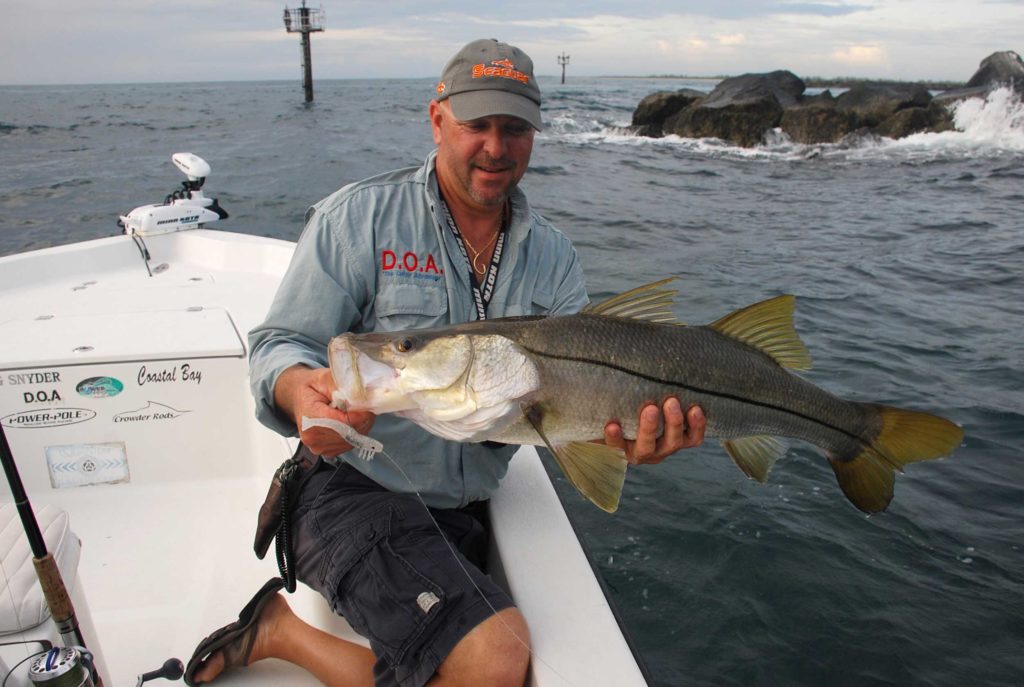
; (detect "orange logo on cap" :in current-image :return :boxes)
[436,82,446,94]
[471,61,529,85]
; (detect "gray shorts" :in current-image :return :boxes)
[290,459,514,687]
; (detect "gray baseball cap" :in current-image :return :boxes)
[435,39,543,131]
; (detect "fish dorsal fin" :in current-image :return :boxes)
[709,295,812,371]
[583,278,682,324]
[521,403,628,512]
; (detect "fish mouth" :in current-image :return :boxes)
[329,335,403,411]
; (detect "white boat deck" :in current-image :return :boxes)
[0,230,647,686]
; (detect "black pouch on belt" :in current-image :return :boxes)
[254,443,318,590]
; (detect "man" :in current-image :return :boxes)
[186,39,705,686]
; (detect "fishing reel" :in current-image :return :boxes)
[18,646,182,687]
[118,153,229,237]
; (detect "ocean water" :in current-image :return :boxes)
[2,77,1022,686]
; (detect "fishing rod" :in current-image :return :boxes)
[0,423,104,687]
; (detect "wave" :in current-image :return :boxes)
[545,87,1024,163]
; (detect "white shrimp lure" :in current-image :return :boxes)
[300,416,382,461]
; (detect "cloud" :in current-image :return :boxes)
[832,44,888,66]
[0,0,1021,84]
[717,33,748,46]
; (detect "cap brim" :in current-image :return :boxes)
[448,90,543,131]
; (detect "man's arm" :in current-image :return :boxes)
[249,199,373,438]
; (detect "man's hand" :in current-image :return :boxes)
[604,398,705,465]
[274,365,376,457]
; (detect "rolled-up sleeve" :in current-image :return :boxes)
[248,199,373,435]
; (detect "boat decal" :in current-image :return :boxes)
[45,442,130,488]
[76,376,124,398]
[4,370,63,386]
[1,408,97,429]
[137,363,203,386]
[19,389,63,403]
[113,401,191,423]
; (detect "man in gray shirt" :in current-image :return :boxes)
[186,39,705,687]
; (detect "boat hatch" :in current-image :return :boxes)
[0,308,243,369]
[0,308,253,492]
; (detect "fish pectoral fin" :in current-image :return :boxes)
[582,277,683,324]
[722,436,786,482]
[708,295,812,371]
[520,403,627,513]
[551,442,629,513]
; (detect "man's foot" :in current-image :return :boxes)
[185,577,289,685]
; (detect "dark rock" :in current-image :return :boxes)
[630,52,1022,146]
[875,107,932,138]
[966,50,1024,91]
[631,89,705,136]
[701,70,806,109]
[835,83,932,127]
[926,51,1024,130]
[926,99,955,133]
[935,51,1024,106]
[631,123,665,138]
[668,99,783,147]
[665,70,805,146]
[931,85,990,107]
[780,100,857,143]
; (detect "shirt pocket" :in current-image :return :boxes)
[497,284,555,317]
[374,283,448,330]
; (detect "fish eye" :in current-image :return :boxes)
[396,338,415,353]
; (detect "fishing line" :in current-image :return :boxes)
[302,417,578,686]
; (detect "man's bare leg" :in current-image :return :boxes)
[191,593,375,687]
[193,596,529,687]
[430,607,530,687]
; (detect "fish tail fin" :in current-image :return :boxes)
[829,405,963,513]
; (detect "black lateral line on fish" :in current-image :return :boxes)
[522,346,870,451]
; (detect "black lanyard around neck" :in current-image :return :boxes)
[439,197,509,321]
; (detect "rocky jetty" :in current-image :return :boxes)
[631,50,1024,146]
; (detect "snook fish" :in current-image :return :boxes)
[328,280,963,514]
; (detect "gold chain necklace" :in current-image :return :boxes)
[463,230,499,276]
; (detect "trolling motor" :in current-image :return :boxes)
[117,153,230,275]
[118,153,229,237]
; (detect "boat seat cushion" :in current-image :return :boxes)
[0,502,81,634]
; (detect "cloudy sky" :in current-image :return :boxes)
[2,1,1021,85]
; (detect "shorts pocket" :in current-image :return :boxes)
[324,506,446,667]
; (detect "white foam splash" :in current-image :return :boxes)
[950,86,1024,148]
